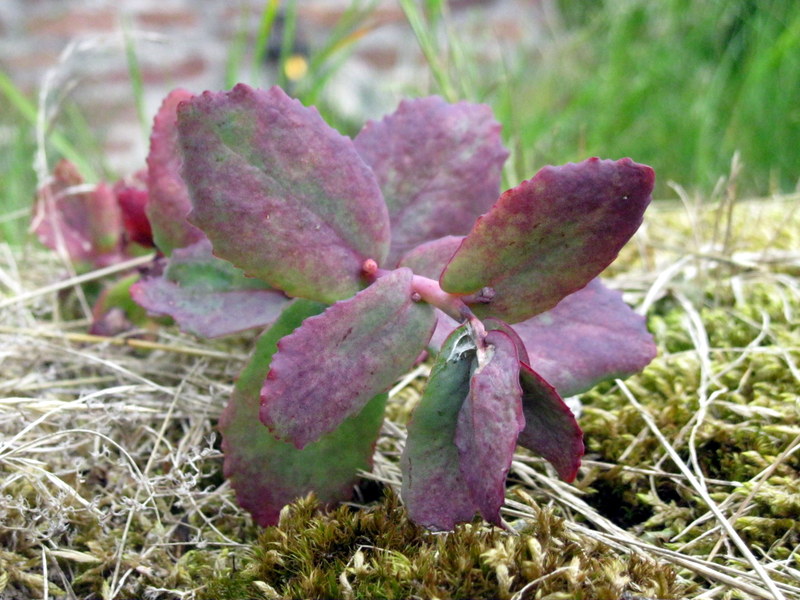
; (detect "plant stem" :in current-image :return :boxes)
[362,262,488,350]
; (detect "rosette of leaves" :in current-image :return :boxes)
[133,84,657,530]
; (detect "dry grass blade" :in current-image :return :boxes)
[0,253,156,309]
[617,379,787,600]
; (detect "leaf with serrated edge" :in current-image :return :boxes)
[146,88,206,255]
[179,84,390,303]
[455,330,524,525]
[441,158,654,323]
[131,239,288,338]
[513,278,657,397]
[401,325,479,530]
[398,235,463,280]
[355,97,507,266]
[517,364,584,481]
[220,299,387,526]
[260,268,436,448]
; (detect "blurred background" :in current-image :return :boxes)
[2,0,799,246]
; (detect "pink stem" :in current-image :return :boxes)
[362,261,489,351]
[411,274,488,351]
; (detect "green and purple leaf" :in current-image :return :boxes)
[260,268,436,448]
[513,278,657,397]
[440,158,655,323]
[220,299,387,526]
[354,97,507,266]
[32,160,125,268]
[178,84,391,303]
[146,88,206,255]
[454,330,524,525]
[401,326,481,530]
[516,364,584,482]
[131,239,288,338]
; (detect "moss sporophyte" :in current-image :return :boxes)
[36,84,657,530]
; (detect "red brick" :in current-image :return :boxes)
[1,49,61,72]
[94,54,207,86]
[360,46,399,70]
[140,55,208,84]
[136,10,199,29]
[27,9,117,37]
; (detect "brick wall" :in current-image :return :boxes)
[0,0,556,174]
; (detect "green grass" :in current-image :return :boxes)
[400,0,800,197]
[0,70,105,248]
[0,117,37,247]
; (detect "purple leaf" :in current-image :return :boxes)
[428,310,460,351]
[440,158,655,323]
[398,235,463,279]
[260,268,436,448]
[114,170,153,248]
[220,300,387,526]
[32,160,125,268]
[455,330,524,525]
[483,317,529,363]
[401,325,480,530]
[355,97,507,266]
[513,278,657,397]
[517,364,584,482]
[178,84,391,303]
[146,88,206,255]
[131,239,288,338]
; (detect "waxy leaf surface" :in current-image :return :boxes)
[179,84,390,303]
[398,235,463,279]
[440,158,655,323]
[220,299,387,526]
[401,326,480,530]
[131,239,288,337]
[355,97,507,266]
[260,268,436,448]
[517,364,584,481]
[146,88,206,255]
[455,330,524,525]
[514,278,657,397]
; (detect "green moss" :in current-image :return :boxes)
[197,490,687,600]
[578,263,799,578]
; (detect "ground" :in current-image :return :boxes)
[1,178,798,598]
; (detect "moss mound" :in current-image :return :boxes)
[197,491,686,600]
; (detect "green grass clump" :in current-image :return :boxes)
[403,0,800,196]
[198,490,686,600]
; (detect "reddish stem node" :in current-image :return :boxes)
[362,258,379,277]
